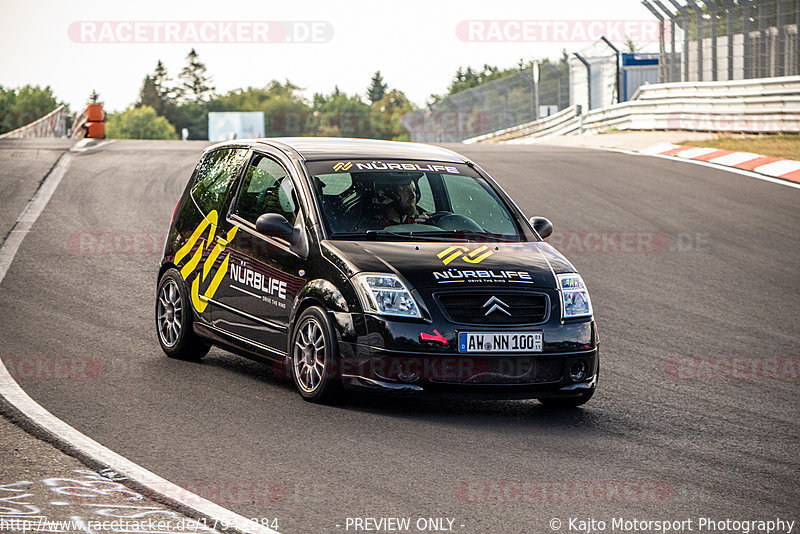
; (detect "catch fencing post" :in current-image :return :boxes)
[573,52,592,110]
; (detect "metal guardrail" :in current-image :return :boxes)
[580,96,800,135]
[631,76,800,100]
[468,75,800,143]
[0,105,68,139]
[463,105,582,144]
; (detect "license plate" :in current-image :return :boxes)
[458,332,543,353]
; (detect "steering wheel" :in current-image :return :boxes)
[428,212,483,232]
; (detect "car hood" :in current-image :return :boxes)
[321,240,577,290]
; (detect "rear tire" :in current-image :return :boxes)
[290,306,344,403]
[156,268,210,361]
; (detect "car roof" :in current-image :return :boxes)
[207,137,469,164]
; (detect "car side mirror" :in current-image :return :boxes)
[529,216,553,239]
[255,213,310,258]
[256,213,294,240]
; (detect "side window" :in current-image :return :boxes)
[416,175,435,213]
[191,148,249,215]
[235,154,298,225]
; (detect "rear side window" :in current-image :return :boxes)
[191,148,249,215]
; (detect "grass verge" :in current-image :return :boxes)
[677,134,800,160]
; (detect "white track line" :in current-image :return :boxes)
[0,154,71,282]
[0,150,278,534]
[0,363,277,534]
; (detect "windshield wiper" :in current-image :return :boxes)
[331,230,517,243]
[332,230,451,242]
[409,230,519,243]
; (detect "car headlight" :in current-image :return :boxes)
[557,273,593,318]
[353,273,421,318]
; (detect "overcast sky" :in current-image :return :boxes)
[0,0,658,112]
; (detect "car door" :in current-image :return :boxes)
[172,146,249,325]
[213,150,307,357]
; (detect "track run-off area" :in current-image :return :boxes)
[0,138,797,534]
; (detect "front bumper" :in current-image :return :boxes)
[339,344,599,400]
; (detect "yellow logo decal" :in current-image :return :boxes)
[437,245,493,265]
[173,210,238,313]
[333,161,353,172]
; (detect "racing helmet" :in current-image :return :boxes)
[372,172,422,206]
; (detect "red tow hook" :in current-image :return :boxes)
[420,330,449,346]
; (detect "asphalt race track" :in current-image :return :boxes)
[1,139,798,534]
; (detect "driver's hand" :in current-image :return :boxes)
[413,211,431,223]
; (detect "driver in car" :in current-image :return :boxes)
[373,176,430,228]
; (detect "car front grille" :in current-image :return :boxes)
[430,356,564,384]
[436,292,549,325]
[372,355,565,385]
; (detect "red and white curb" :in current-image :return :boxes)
[643,143,800,184]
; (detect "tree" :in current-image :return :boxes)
[136,76,160,110]
[212,80,312,136]
[0,85,65,134]
[136,60,180,124]
[366,71,387,104]
[153,60,172,100]
[87,90,101,104]
[311,86,372,137]
[106,106,179,139]
[178,48,214,103]
[0,86,16,134]
[259,80,311,136]
[370,89,415,141]
[13,85,61,116]
[427,64,517,104]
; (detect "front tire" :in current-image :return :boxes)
[156,268,210,361]
[290,306,344,403]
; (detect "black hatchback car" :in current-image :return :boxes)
[156,138,598,406]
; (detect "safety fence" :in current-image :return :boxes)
[403,65,569,143]
[465,75,800,143]
[0,105,68,139]
[643,0,799,83]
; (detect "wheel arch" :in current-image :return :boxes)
[158,261,177,284]
[287,279,355,357]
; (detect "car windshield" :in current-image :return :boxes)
[306,160,523,242]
